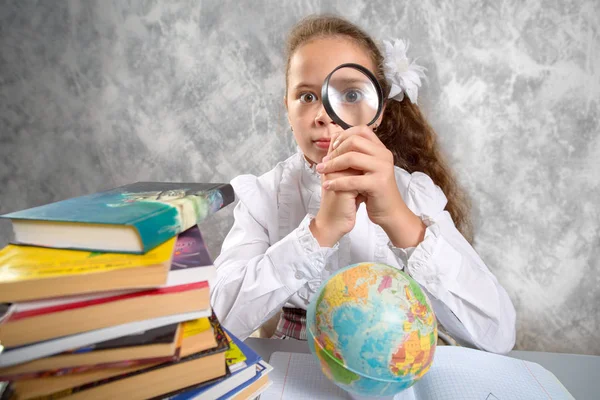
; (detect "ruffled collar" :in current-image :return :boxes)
[297,147,321,192]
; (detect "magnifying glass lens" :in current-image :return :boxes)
[325,66,380,128]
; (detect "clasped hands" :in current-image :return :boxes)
[309,125,425,248]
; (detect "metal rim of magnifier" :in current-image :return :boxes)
[321,63,385,130]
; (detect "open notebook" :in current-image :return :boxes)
[261,347,574,400]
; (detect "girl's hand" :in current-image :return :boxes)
[310,132,362,248]
[311,168,362,247]
[315,126,426,248]
[316,126,402,226]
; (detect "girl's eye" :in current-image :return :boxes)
[342,89,363,104]
[299,93,318,103]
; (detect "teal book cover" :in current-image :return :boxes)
[1,182,234,254]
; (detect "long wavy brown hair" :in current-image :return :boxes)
[285,15,473,242]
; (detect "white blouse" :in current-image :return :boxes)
[211,151,516,354]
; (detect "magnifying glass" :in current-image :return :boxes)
[321,63,384,130]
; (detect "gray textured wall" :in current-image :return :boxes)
[1,0,598,355]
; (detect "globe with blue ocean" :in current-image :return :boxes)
[307,262,437,399]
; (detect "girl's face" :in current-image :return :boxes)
[285,37,378,165]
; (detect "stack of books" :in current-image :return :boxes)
[0,182,272,399]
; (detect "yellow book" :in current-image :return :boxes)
[224,331,248,372]
[180,317,217,357]
[0,238,176,303]
[182,316,212,338]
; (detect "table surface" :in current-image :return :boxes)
[245,338,600,400]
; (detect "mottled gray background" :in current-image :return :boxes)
[0,0,598,355]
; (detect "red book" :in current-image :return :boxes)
[0,281,209,348]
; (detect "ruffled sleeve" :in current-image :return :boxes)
[388,170,517,354]
[210,161,339,340]
[391,171,463,285]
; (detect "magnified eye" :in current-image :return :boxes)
[299,92,318,103]
[342,89,363,104]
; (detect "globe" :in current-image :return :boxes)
[307,262,437,398]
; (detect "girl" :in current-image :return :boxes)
[210,15,516,354]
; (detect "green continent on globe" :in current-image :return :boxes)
[317,346,359,385]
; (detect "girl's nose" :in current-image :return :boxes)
[315,103,335,127]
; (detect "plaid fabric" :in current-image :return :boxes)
[272,307,307,340]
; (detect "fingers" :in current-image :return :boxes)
[324,125,392,164]
[317,152,380,175]
[322,168,362,184]
[322,174,374,193]
[325,134,380,162]
[321,131,343,183]
[332,125,381,150]
[327,129,344,155]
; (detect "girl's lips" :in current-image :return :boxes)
[314,140,331,149]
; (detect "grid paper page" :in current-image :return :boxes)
[261,351,350,400]
[412,347,574,400]
[260,352,417,400]
[260,348,574,400]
